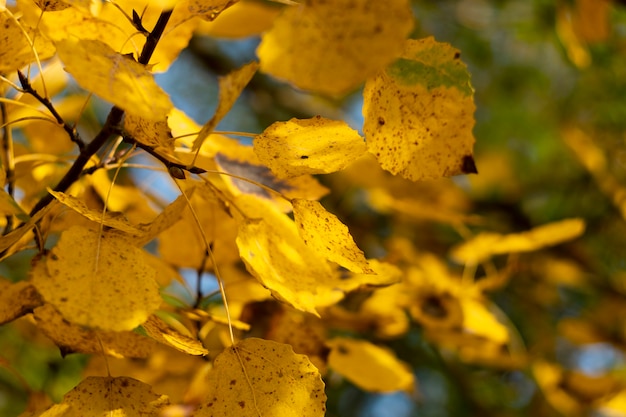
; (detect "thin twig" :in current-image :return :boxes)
[1,100,15,233]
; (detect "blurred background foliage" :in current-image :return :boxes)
[2,0,626,416]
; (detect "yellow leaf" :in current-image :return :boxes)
[124,113,174,150]
[54,38,172,119]
[364,37,477,181]
[196,1,280,38]
[194,338,326,417]
[257,0,413,95]
[292,199,373,273]
[0,11,55,73]
[48,189,142,234]
[0,278,43,325]
[193,61,259,151]
[31,226,161,331]
[460,298,509,345]
[0,188,28,221]
[133,190,194,247]
[33,304,156,358]
[254,116,367,178]
[38,376,169,417]
[142,315,209,356]
[451,218,586,264]
[0,202,55,260]
[326,338,415,393]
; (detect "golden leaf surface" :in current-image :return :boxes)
[31,226,161,331]
[133,190,193,247]
[196,1,280,38]
[124,113,174,150]
[33,304,156,358]
[253,116,367,178]
[193,338,326,417]
[363,37,477,181]
[291,199,373,274]
[0,278,43,325]
[327,338,415,393]
[38,376,169,417]
[0,188,28,221]
[142,315,209,356]
[451,218,586,264]
[48,189,142,234]
[54,38,172,119]
[257,0,413,95]
[193,61,259,151]
[0,11,55,73]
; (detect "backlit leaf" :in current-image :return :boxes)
[196,1,280,38]
[363,37,477,180]
[193,338,326,417]
[451,218,586,264]
[48,189,142,234]
[292,199,373,274]
[124,113,174,150]
[0,188,29,221]
[257,0,413,95]
[327,338,415,393]
[33,304,156,358]
[133,190,194,247]
[38,376,169,417]
[55,38,172,120]
[0,11,55,73]
[254,116,367,178]
[193,61,259,151]
[0,278,43,325]
[31,226,161,331]
[142,315,209,356]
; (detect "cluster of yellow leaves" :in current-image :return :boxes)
[0,0,599,416]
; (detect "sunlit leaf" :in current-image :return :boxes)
[193,61,259,151]
[326,338,415,393]
[254,116,367,178]
[363,37,477,181]
[292,199,373,273]
[54,38,172,119]
[460,298,509,345]
[38,376,169,417]
[0,188,29,222]
[450,218,586,264]
[31,226,161,331]
[193,338,326,417]
[33,304,156,358]
[133,190,194,247]
[257,0,413,95]
[196,1,280,38]
[142,315,209,356]
[0,278,43,325]
[124,113,174,150]
[0,11,56,73]
[48,189,142,234]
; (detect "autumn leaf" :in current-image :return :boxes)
[450,218,586,264]
[0,188,29,222]
[192,61,259,151]
[257,0,413,95]
[196,1,280,38]
[193,338,326,417]
[48,189,142,235]
[31,226,161,331]
[0,11,55,73]
[142,315,209,356]
[38,376,169,417]
[363,37,477,181]
[54,38,172,119]
[327,337,415,393]
[33,304,156,358]
[124,113,174,151]
[0,278,43,325]
[254,116,367,178]
[291,199,373,274]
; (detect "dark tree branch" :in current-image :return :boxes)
[17,69,86,151]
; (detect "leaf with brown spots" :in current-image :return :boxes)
[193,338,326,417]
[363,37,477,181]
[0,278,43,325]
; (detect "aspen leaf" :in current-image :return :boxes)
[363,37,477,181]
[254,116,367,178]
[124,113,174,151]
[0,278,43,325]
[451,218,586,264]
[461,298,509,345]
[196,1,280,38]
[0,188,29,222]
[0,12,56,73]
[327,338,415,393]
[257,0,413,95]
[48,189,142,234]
[193,61,259,151]
[31,226,161,331]
[292,199,373,274]
[133,189,194,247]
[34,0,71,11]
[33,304,156,358]
[0,202,55,259]
[39,376,169,417]
[54,38,173,120]
[193,338,326,417]
[142,315,209,356]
